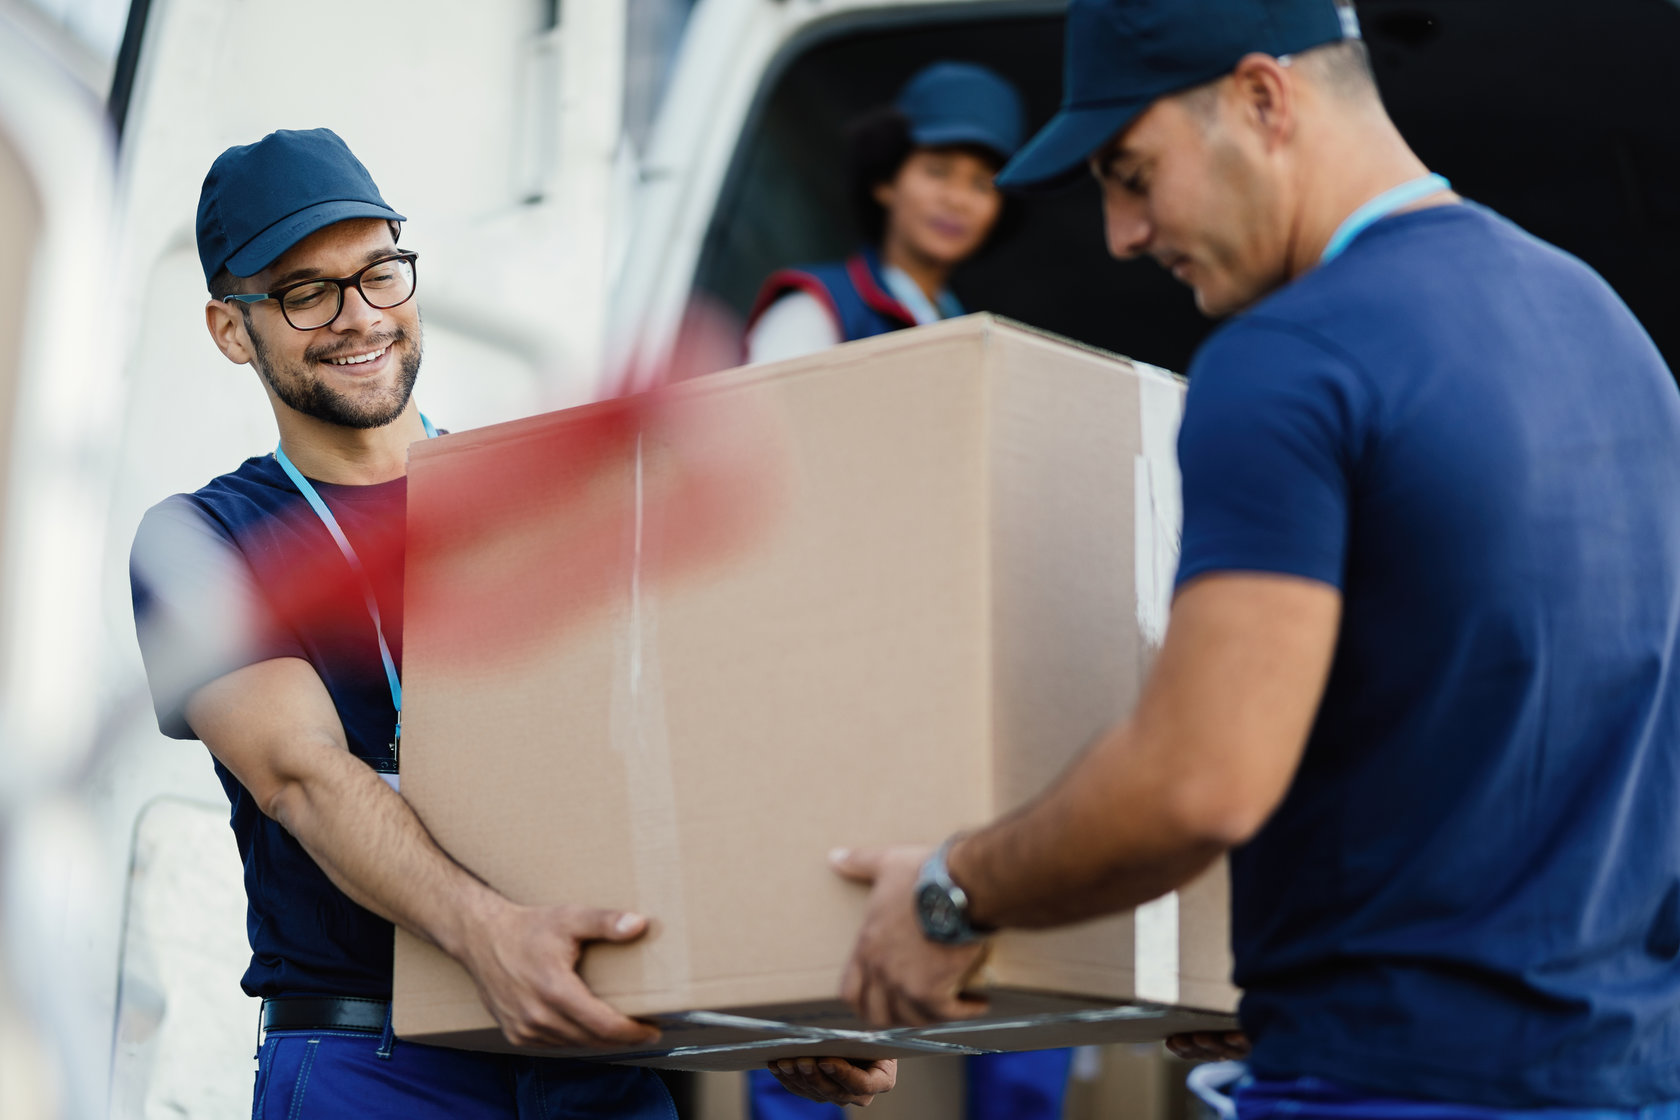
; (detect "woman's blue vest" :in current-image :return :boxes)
[747,246,918,343]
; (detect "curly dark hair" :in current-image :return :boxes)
[847,107,1018,251]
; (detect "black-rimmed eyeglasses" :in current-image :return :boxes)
[224,251,419,331]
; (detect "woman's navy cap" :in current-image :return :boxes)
[895,61,1025,162]
[196,128,405,286]
[997,0,1359,189]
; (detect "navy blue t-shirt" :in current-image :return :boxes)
[1175,203,1680,1106]
[131,454,407,999]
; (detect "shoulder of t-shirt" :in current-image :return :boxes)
[197,454,292,504]
[136,456,290,543]
[1191,305,1381,404]
[1189,205,1527,396]
[1325,199,1587,295]
[132,495,228,581]
[1185,307,1391,472]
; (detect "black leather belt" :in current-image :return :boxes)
[260,996,389,1035]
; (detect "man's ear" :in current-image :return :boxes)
[205,298,255,365]
[1229,53,1296,149]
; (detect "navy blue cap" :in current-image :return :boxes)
[895,61,1025,162]
[997,0,1358,188]
[196,128,405,285]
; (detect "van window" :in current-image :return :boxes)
[693,12,1215,375]
[697,1,1680,377]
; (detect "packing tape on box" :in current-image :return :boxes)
[1131,362,1184,651]
[910,1004,1171,1039]
[609,431,693,984]
[597,1004,1175,1063]
[670,1011,992,1056]
[1131,363,1187,1005]
[1134,890,1181,1004]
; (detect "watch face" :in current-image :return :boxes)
[918,881,960,940]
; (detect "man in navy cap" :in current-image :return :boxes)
[832,1,1680,1115]
[129,128,678,1117]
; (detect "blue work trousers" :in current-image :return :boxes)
[748,1049,1074,1120]
[253,1022,674,1119]
[1234,1076,1680,1120]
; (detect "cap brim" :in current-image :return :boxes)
[908,122,1015,163]
[225,198,408,278]
[995,101,1145,192]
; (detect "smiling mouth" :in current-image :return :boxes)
[322,345,389,367]
[1155,255,1196,285]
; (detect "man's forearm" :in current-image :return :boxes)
[267,737,661,1049]
[186,658,659,1047]
[840,577,1335,1030]
[269,742,503,959]
[949,719,1227,930]
[946,576,1341,930]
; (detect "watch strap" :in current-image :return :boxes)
[915,835,987,944]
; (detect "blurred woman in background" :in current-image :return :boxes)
[744,61,1024,363]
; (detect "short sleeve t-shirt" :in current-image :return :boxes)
[1176,203,1680,1107]
[131,454,408,999]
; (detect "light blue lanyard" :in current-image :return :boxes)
[273,413,437,756]
[1320,173,1451,265]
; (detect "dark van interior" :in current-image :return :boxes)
[695,0,1680,378]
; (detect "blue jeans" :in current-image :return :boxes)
[253,1018,675,1119]
[748,1049,1074,1120]
[1233,1075,1680,1120]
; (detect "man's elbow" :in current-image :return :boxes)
[239,733,344,831]
[1161,774,1279,852]
[260,775,309,831]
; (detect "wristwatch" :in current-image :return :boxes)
[914,836,989,944]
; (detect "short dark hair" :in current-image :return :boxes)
[208,267,242,302]
[846,108,1018,251]
[848,107,917,245]
[204,219,403,298]
[1296,38,1378,101]
[1177,37,1378,121]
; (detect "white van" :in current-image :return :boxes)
[2,0,1676,1117]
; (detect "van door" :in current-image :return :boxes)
[0,8,123,1120]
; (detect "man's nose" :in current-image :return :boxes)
[332,283,383,332]
[1103,194,1152,260]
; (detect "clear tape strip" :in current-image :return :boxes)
[609,431,692,988]
[672,1010,982,1051]
[593,1005,1187,1063]
[1132,366,1187,1002]
[914,1004,1170,1037]
[662,1003,1170,1042]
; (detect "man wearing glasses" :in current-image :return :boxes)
[129,129,676,1118]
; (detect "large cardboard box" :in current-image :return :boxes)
[393,315,1238,1070]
